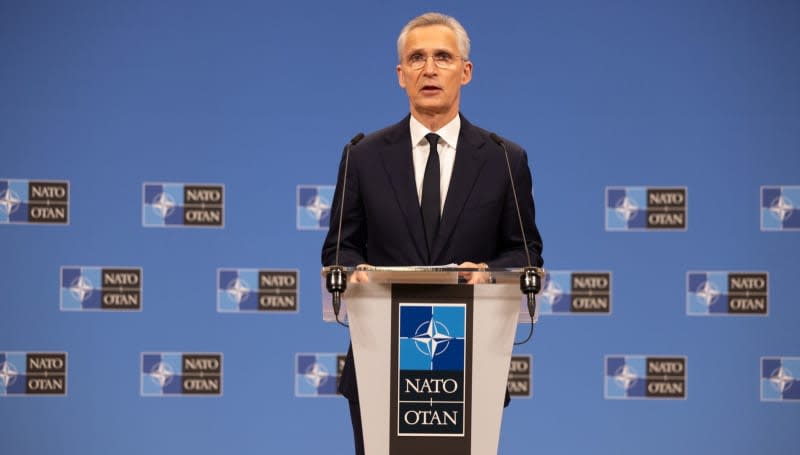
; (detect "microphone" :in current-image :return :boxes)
[326,132,365,325]
[488,133,541,324]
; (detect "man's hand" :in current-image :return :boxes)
[349,264,372,283]
[458,261,491,284]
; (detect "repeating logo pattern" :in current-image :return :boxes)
[0,352,67,396]
[538,271,612,315]
[761,357,800,402]
[217,269,298,312]
[60,266,142,311]
[606,186,687,231]
[605,355,687,400]
[686,271,768,316]
[296,185,334,230]
[143,182,224,227]
[398,303,466,435]
[0,179,69,224]
[1,174,793,426]
[141,353,223,396]
[295,353,345,397]
[507,355,532,398]
[761,186,800,231]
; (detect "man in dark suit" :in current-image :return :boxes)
[321,12,543,454]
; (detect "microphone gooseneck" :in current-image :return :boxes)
[326,132,365,326]
[489,132,541,340]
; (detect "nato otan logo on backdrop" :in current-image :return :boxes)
[605,355,687,400]
[606,186,687,231]
[761,186,800,231]
[295,353,345,397]
[0,352,67,396]
[0,179,69,225]
[60,266,142,311]
[507,355,532,398]
[761,357,800,402]
[217,268,298,313]
[296,185,334,230]
[141,353,223,396]
[686,271,768,316]
[537,271,612,315]
[142,182,224,227]
[398,303,466,435]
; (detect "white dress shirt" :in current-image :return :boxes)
[410,114,460,215]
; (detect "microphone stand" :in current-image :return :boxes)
[325,132,365,327]
[490,133,541,344]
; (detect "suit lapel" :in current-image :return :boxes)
[431,116,488,264]
[379,117,429,263]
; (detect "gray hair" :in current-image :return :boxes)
[397,12,471,62]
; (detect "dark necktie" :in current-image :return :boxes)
[421,133,440,262]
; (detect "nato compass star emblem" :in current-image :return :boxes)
[695,280,721,307]
[769,366,794,393]
[304,362,330,388]
[0,361,18,388]
[614,364,638,391]
[305,194,331,222]
[0,188,21,215]
[69,275,94,303]
[151,192,176,219]
[149,361,175,387]
[225,278,251,305]
[540,279,563,307]
[615,196,639,222]
[297,186,335,230]
[769,195,794,222]
[413,317,454,359]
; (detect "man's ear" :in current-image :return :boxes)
[397,64,406,89]
[461,61,473,86]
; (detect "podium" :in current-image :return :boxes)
[322,267,541,455]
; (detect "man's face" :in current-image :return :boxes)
[397,25,473,121]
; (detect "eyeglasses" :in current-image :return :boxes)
[406,52,465,70]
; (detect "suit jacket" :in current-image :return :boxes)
[321,113,543,401]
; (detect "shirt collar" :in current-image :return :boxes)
[409,114,461,148]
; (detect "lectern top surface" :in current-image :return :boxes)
[321,265,544,276]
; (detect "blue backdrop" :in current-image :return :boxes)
[2,0,799,453]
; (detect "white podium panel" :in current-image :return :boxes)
[338,272,524,455]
